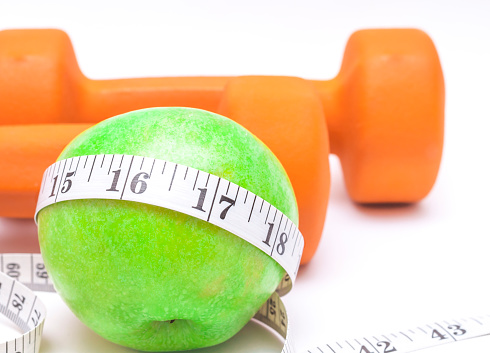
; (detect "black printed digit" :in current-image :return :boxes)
[219,195,235,219]
[130,172,149,194]
[192,188,207,212]
[377,341,397,352]
[12,293,26,311]
[31,309,41,326]
[61,171,75,193]
[36,263,49,279]
[263,222,274,246]
[276,232,288,255]
[49,175,58,197]
[448,324,466,336]
[6,263,20,279]
[107,169,122,192]
[431,329,448,340]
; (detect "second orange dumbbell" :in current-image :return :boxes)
[0,28,444,264]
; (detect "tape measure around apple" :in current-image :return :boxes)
[1,154,490,353]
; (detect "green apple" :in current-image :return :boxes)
[37,107,298,351]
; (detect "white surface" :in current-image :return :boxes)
[1,0,490,352]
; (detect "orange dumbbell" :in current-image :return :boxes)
[0,28,444,264]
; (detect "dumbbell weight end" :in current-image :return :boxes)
[313,29,444,203]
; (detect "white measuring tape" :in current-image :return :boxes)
[0,254,51,353]
[34,154,304,282]
[3,258,490,353]
[1,154,490,352]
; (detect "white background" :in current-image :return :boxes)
[1,0,490,352]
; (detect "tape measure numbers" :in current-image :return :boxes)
[0,254,52,353]
[304,315,490,353]
[3,260,490,353]
[35,154,304,285]
[1,154,489,352]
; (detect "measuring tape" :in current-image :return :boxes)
[0,255,51,353]
[34,154,304,283]
[1,154,490,352]
[3,260,490,353]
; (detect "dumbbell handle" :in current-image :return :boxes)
[45,72,340,150]
[76,76,228,122]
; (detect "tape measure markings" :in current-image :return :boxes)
[35,154,304,283]
[2,254,490,352]
[1,254,49,353]
[303,315,490,353]
[0,254,53,293]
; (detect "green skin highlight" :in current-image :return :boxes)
[38,107,298,351]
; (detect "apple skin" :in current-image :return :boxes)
[38,107,299,351]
